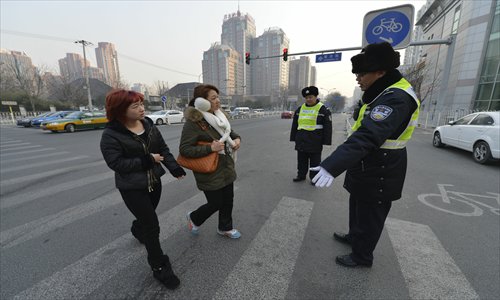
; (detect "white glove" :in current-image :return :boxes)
[310,166,334,188]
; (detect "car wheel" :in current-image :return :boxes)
[156,119,163,125]
[51,130,58,133]
[65,124,75,133]
[473,141,492,164]
[433,132,444,148]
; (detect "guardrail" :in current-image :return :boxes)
[229,111,282,120]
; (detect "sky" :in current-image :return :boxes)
[0,0,426,98]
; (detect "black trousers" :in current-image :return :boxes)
[348,194,392,264]
[119,183,166,269]
[190,183,234,231]
[297,151,321,180]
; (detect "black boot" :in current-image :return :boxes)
[152,256,180,290]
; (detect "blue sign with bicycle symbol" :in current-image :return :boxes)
[362,4,414,49]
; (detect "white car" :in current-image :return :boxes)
[432,111,500,164]
[146,110,185,125]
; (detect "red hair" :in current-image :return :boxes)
[105,89,144,123]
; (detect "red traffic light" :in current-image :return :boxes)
[245,52,250,65]
[283,48,288,61]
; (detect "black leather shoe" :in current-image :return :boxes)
[293,177,306,182]
[333,232,351,245]
[335,254,372,268]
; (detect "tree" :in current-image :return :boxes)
[402,60,441,104]
[323,92,346,113]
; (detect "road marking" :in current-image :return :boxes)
[0,148,55,157]
[213,196,313,300]
[0,142,31,148]
[386,218,479,300]
[0,140,23,144]
[0,172,114,209]
[1,176,176,250]
[13,190,206,300]
[0,155,88,173]
[0,151,69,164]
[0,145,41,152]
[0,160,106,188]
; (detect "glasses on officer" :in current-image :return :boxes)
[355,72,368,78]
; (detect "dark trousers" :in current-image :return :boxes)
[119,183,166,269]
[190,183,234,231]
[297,151,321,180]
[348,194,392,264]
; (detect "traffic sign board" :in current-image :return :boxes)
[1,101,18,106]
[315,53,342,63]
[363,4,414,49]
[161,96,167,103]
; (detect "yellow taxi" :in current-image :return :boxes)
[42,111,108,133]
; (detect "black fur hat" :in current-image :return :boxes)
[351,42,400,73]
[302,86,319,97]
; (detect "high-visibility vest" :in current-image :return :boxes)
[351,78,420,149]
[297,102,324,131]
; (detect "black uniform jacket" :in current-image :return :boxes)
[321,72,417,202]
[290,103,332,153]
[100,118,182,190]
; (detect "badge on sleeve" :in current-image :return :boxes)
[370,105,393,121]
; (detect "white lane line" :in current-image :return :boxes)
[0,145,41,152]
[1,156,88,173]
[0,148,55,157]
[0,151,69,164]
[0,172,114,209]
[0,140,23,144]
[0,142,31,148]
[0,160,105,188]
[13,190,206,300]
[386,218,479,300]
[213,196,314,300]
[1,176,176,250]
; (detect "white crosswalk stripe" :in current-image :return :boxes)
[0,155,88,173]
[0,148,55,157]
[0,145,41,152]
[213,196,314,300]
[0,142,31,148]
[386,218,479,299]
[0,151,69,164]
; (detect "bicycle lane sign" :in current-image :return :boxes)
[362,4,414,49]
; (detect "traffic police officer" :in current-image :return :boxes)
[311,42,420,267]
[290,86,332,184]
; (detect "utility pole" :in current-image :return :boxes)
[75,40,93,111]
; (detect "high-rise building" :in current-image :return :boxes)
[58,53,104,82]
[288,56,314,95]
[202,43,241,96]
[131,83,148,94]
[414,0,499,116]
[251,27,290,98]
[221,11,256,94]
[95,42,121,87]
[310,66,317,87]
[0,49,34,71]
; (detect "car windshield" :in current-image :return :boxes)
[65,112,83,119]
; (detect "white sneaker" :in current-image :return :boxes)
[217,229,241,239]
[186,211,199,235]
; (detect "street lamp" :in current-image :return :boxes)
[75,40,93,111]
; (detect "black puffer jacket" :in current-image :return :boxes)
[100,118,184,191]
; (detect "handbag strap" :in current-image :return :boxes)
[196,121,219,141]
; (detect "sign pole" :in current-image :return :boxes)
[9,105,15,125]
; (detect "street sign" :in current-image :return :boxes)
[161,96,167,103]
[315,53,342,63]
[363,4,414,49]
[1,101,18,106]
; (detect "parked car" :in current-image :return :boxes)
[432,111,500,164]
[281,111,294,119]
[145,110,184,125]
[31,111,74,127]
[16,112,51,127]
[41,111,108,133]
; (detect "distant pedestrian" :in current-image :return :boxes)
[100,89,186,289]
[311,42,420,268]
[290,86,332,184]
[180,84,242,239]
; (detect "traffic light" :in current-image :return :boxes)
[283,48,288,61]
[245,52,250,65]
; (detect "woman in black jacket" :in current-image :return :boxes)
[100,89,186,289]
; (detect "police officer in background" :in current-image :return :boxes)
[311,42,420,267]
[290,86,332,184]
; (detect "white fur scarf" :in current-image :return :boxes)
[194,98,237,159]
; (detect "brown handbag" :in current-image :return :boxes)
[177,141,219,173]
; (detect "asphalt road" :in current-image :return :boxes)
[1,115,499,299]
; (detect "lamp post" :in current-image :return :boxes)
[75,40,93,111]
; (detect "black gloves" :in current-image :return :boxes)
[170,167,186,178]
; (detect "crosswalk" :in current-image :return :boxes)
[0,136,482,299]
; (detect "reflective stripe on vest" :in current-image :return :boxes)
[298,102,324,131]
[350,78,420,149]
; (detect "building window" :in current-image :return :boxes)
[451,6,461,34]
